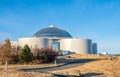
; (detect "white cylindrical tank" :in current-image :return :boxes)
[60,38,92,54]
[18,37,52,49]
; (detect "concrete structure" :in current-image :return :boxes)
[60,39,92,54]
[13,25,97,54]
[11,41,18,48]
[92,43,97,54]
[18,37,52,49]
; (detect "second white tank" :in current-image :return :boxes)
[60,38,92,54]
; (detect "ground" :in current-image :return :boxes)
[52,54,120,77]
[0,54,120,77]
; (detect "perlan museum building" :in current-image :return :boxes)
[16,25,97,54]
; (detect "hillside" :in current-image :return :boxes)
[52,54,120,77]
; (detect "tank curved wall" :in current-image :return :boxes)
[60,38,92,54]
[18,37,52,49]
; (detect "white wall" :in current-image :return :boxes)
[60,38,92,54]
[18,37,52,49]
[18,37,94,54]
[10,41,18,48]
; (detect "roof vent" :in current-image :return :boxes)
[49,25,55,27]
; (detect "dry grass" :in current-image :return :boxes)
[51,54,120,77]
[69,54,108,59]
[0,64,56,69]
[0,54,120,77]
[0,64,55,77]
[0,69,53,77]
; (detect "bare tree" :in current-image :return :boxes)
[0,39,11,64]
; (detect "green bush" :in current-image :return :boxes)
[18,45,33,64]
[0,39,58,64]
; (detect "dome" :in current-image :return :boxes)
[33,25,72,38]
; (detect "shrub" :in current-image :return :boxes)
[33,48,58,63]
[18,45,33,64]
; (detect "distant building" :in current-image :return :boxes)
[13,25,97,54]
[102,52,108,55]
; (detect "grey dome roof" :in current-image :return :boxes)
[33,25,72,38]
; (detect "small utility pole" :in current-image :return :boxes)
[54,59,57,66]
[5,61,8,71]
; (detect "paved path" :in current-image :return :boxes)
[19,59,98,77]
[20,59,96,72]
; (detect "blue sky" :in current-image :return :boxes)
[0,0,120,54]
